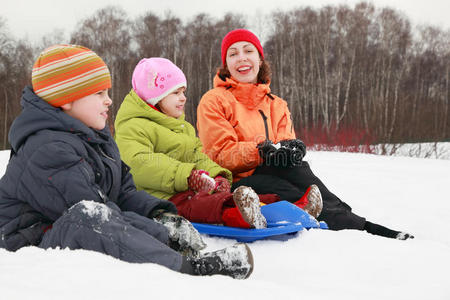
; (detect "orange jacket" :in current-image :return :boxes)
[197,75,296,181]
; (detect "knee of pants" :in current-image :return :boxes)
[63,200,113,227]
[232,174,303,202]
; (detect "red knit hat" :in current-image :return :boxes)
[221,29,264,66]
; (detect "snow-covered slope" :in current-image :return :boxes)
[0,150,449,300]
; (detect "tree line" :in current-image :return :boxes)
[0,2,449,151]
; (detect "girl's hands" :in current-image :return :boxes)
[214,176,231,193]
[188,170,216,193]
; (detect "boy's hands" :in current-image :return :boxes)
[188,170,216,193]
[154,212,206,257]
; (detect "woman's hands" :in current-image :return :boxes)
[257,139,306,168]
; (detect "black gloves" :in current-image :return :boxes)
[257,140,277,163]
[257,139,306,168]
[280,139,306,166]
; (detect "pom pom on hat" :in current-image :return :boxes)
[221,29,264,66]
[31,44,111,107]
[132,57,187,106]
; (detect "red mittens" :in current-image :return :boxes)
[188,170,216,193]
[214,176,231,193]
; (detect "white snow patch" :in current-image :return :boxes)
[77,200,111,222]
[201,172,216,186]
[275,220,289,224]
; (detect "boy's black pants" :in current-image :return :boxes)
[232,161,366,230]
[39,201,183,271]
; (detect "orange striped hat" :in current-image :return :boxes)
[31,44,112,107]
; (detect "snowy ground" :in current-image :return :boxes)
[374,142,450,159]
[0,149,449,300]
[310,142,450,160]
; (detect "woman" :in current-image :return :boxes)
[197,29,413,240]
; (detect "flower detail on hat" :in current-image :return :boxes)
[147,70,158,90]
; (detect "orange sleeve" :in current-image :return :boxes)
[197,93,261,174]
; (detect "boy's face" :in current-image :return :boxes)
[61,89,112,130]
[159,87,186,118]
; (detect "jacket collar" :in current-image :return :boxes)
[213,74,272,109]
[9,86,110,151]
[118,90,187,132]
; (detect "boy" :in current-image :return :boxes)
[0,44,253,279]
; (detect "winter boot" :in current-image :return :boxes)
[302,184,323,218]
[181,243,254,279]
[233,186,267,229]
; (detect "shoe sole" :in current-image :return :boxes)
[242,243,254,279]
[233,186,267,229]
[304,184,323,218]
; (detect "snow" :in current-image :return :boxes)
[78,200,111,223]
[0,149,449,299]
[201,172,216,187]
[373,142,450,159]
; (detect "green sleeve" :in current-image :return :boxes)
[116,121,194,194]
[192,136,233,183]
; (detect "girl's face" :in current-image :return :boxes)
[159,87,187,118]
[61,89,112,130]
[225,41,261,84]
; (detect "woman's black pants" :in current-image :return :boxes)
[232,161,366,230]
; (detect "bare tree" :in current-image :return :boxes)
[70,6,133,124]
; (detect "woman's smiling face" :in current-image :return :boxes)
[225,41,261,84]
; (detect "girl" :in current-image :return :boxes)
[114,57,267,230]
[196,29,413,240]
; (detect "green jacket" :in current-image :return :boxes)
[114,90,232,200]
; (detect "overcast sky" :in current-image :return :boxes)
[1,0,449,43]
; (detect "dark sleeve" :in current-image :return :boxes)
[18,141,106,221]
[116,161,177,217]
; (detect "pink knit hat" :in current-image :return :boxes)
[132,57,187,106]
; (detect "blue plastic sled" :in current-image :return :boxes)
[192,201,328,242]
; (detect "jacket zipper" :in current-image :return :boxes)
[258,110,270,141]
[98,145,116,162]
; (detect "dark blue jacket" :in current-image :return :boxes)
[0,86,176,251]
